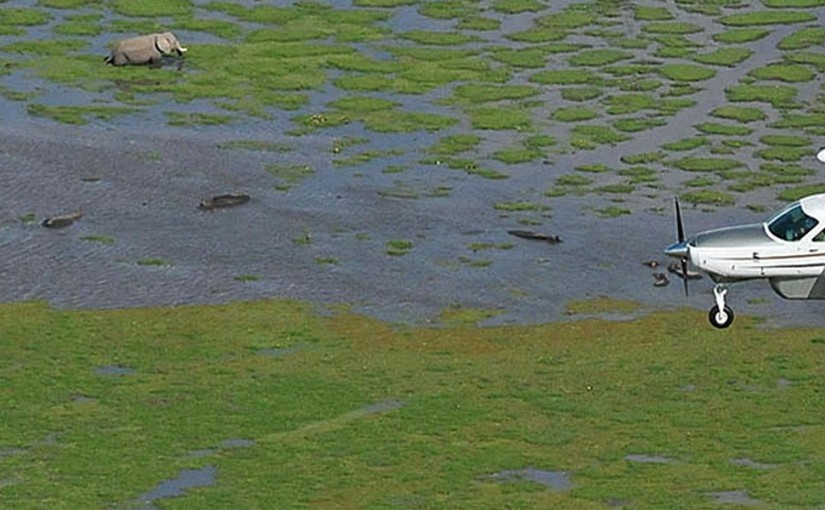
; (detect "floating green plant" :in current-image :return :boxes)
[1,8,51,26]
[112,0,193,17]
[661,137,709,151]
[493,201,550,212]
[713,28,770,44]
[778,27,825,50]
[385,239,413,256]
[219,140,293,152]
[778,184,825,201]
[80,235,115,245]
[561,86,603,102]
[634,6,673,21]
[428,134,481,155]
[710,106,766,123]
[469,106,532,130]
[234,274,260,282]
[27,104,137,125]
[529,69,599,85]
[314,257,339,265]
[551,106,598,122]
[266,163,314,186]
[719,10,815,26]
[568,49,632,66]
[450,83,539,104]
[671,157,744,173]
[694,122,753,136]
[166,112,236,127]
[726,84,798,108]
[681,190,735,206]
[693,47,753,67]
[594,206,631,218]
[748,64,815,83]
[659,64,716,82]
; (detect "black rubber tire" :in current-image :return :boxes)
[708,305,734,329]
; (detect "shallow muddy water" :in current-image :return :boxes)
[2,1,825,328]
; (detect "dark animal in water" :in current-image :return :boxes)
[507,230,562,244]
[41,212,83,228]
[198,193,250,211]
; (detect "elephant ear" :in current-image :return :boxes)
[155,35,173,54]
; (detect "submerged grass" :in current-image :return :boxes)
[7,299,825,508]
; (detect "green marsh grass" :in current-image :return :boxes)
[710,105,766,123]
[749,63,815,83]
[385,239,413,256]
[79,235,115,245]
[658,64,716,81]
[719,10,816,26]
[693,48,753,67]
[713,28,771,44]
[681,189,735,206]
[778,27,825,50]
[27,104,137,125]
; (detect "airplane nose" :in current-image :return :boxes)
[665,240,689,259]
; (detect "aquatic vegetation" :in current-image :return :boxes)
[713,28,771,44]
[568,49,632,66]
[27,104,137,125]
[662,137,709,151]
[469,106,532,130]
[726,84,798,108]
[266,163,314,188]
[561,86,603,102]
[493,201,550,212]
[710,106,766,123]
[642,22,703,34]
[428,134,481,155]
[748,64,815,83]
[671,157,744,173]
[681,190,735,206]
[613,117,666,133]
[219,140,293,152]
[719,10,816,26]
[314,257,339,265]
[450,83,539,104]
[777,26,825,50]
[551,106,598,122]
[634,6,673,21]
[694,122,753,136]
[693,47,753,67]
[80,235,115,245]
[385,239,413,256]
[166,112,236,126]
[658,64,716,82]
[529,69,599,85]
[112,0,193,17]
[234,274,260,282]
[1,8,51,26]
[778,184,825,201]
[594,206,631,218]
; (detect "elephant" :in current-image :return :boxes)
[105,32,187,66]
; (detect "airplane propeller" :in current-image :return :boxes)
[673,197,689,297]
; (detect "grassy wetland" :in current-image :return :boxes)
[4,0,825,507]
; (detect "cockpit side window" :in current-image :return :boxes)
[768,204,819,241]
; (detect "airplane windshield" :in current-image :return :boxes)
[767,204,819,241]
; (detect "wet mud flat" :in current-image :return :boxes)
[2,120,825,327]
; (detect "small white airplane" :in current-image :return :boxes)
[665,149,825,328]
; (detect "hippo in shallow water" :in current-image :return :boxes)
[41,212,82,228]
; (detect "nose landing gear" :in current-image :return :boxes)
[709,284,734,328]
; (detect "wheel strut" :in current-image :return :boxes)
[709,284,734,328]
